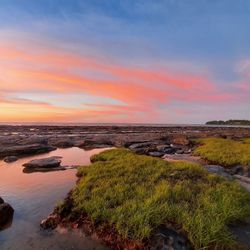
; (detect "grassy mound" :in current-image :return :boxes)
[72,149,250,249]
[194,138,250,166]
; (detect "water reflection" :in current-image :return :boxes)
[0,147,109,250]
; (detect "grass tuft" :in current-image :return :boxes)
[73,148,250,249]
[194,137,250,167]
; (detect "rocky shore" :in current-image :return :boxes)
[1,125,250,249]
[1,125,250,185]
[1,125,250,158]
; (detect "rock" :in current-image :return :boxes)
[40,214,60,230]
[150,225,192,250]
[80,138,113,149]
[234,175,250,184]
[163,154,202,164]
[170,135,190,146]
[23,166,66,173]
[164,148,176,154]
[175,149,184,154]
[149,151,165,157]
[230,223,250,248]
[3,156,18,163]
[170,144,182,150]
[50,139,75,148]
[204,165,233,179]
[132,147,148,154]
[0,144,56,158]
[0,197,4,204]
[23,156,62,169]
[129,142,153,150]
[156,145,169,151]
[0,202,14,229]
[229,165,250,177]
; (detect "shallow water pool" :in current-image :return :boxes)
[0,147,109,250]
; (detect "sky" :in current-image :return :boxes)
[0,0,249,124]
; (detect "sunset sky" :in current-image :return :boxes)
[0,0,249,123]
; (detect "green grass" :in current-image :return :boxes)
[71,148,250,249]
[194,138,250,167]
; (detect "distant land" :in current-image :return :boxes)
[206,119,250,125]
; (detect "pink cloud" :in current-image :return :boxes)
[0,40,238,122]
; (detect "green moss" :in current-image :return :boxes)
[194,138,250,166]
[73,149,250,249]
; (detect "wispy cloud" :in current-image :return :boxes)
[0,39,238,122]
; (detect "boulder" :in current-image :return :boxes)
[0,202,14,229]
[0,144,56,158]
[0,197,4,204]
[3,156,18,163]
[23,156,62,169]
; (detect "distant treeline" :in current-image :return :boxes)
[206,120,250,125]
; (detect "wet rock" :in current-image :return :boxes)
[164,148,176,154]
[0,144,56,158]
[156,145,170,151]
[149,151,165,157]
[132,147,148,154]
[23,156,62,169]
[23,166,66,173]
[229,165,250,177]
[129,142,153,150]
[175,149,184,154]
[52,139,75,148]
[230,223,250,248]
[128,142,155,155]
[3,156,18,163]
[40,214,60,230]
[0,202,14,229]
[19,136,49,146]
[204,165,233,179]
[163,154,203,164]
[234,175,250,184]
[80,138,113,149]
[150,225,193,250]
[170,144,182,150]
